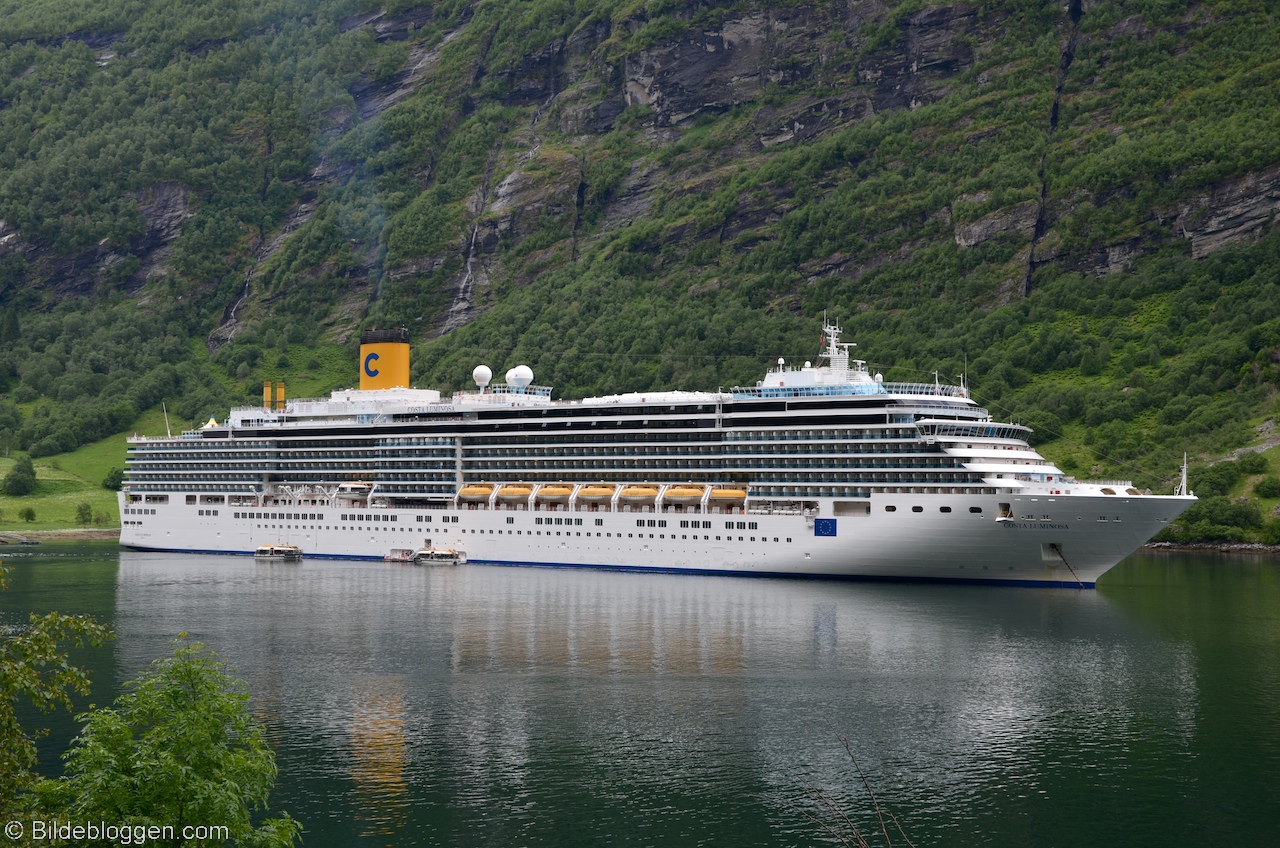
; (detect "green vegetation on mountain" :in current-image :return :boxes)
[1,0,1279,540]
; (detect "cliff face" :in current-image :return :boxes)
[3,0,1278,346]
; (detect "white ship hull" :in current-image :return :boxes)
[118,490,1193,587]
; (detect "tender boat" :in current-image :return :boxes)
[254,544,302,561]
[413,548,466,565]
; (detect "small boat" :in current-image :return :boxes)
[576,484,616,502]
[663,485,706,504]
[254,544,302,561]
[385,548,416,563]
[413,547,466,565]
[497,484,533,502]
[535,484,573,502]
[708,488,747,504]
[336,481,373,497]
[618,485,660,503]
[458,483,495,502]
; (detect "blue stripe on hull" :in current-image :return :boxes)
[464,558,1096,588]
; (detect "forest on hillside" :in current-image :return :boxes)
[1,0,1279,540]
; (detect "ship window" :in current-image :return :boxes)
[186,496,197,505]
[725,522,733,529]
[507,517,514,524]
[595,519,603,526]
[969,507,983,514]
[911,506,923,513]
[680,521,689,528]
[575,519,583,525]
[885,506,896,512]
[940,507,952,513]
[391,516,397,522]
[658,520,667,528]
[748,522,758,529]
[198,510,204,516]
[647,520,656,527]
[702,521,711,528]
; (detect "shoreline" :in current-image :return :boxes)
[1141,541,1280,555]
[1,529,121,543]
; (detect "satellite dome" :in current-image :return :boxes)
[472,365,493,390]
[509,365,534,389]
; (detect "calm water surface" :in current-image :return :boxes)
[3,546,1278,847]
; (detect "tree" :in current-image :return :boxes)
[75,502,92,525]
[1,565,111,817]
[39,639,301,848]
[102,467,124,491]
[19,507,35,523]
[3,455,36,496]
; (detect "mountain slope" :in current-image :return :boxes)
[0,0,1279,532]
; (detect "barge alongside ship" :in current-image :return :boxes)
[118,323,1196,586]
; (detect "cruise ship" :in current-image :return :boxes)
[118,322,1196,586]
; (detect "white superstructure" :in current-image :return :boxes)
[118,321,1195,586]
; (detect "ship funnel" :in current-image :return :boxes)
[359,328,410,390]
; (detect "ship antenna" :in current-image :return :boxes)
[1176,453,1190,496]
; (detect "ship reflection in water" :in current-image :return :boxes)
[104,551,1273,847]
[350,680,409,837]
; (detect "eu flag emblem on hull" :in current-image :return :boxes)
[814,518,837,537]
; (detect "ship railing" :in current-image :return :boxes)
[881,382,969,397]
[730,384,887,399]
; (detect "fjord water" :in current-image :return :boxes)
[4,547,1278,847]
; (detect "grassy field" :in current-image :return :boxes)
[0,407,174,532]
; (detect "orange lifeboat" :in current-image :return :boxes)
[497,484,533,502]
[663,485,705,504]
[618,485,660,504]
[576,484,616,502]
[458,484,495,502]
[708,488,747,504]
[536,484,574,502]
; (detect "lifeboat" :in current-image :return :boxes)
[576,484,616,502]
[458,483,495,502]
[336,481,373,497]
[497,484,533,502]
[536,484,574,502]
[663,485,705,504]
[708,488,747,504]
[618,485,660,504]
